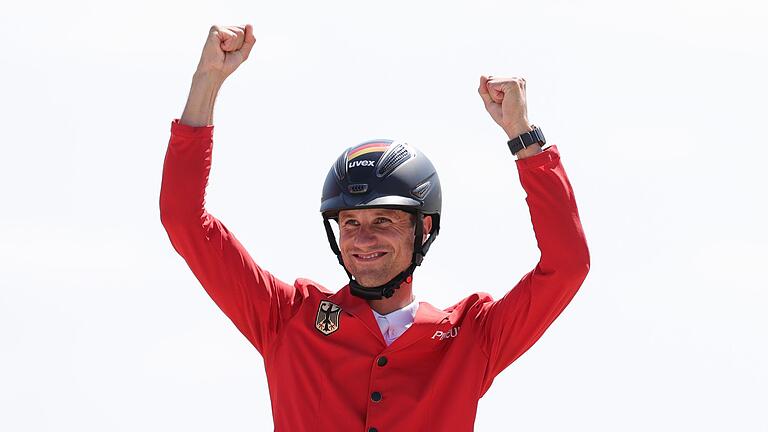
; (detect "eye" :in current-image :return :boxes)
[373,217,392,224]
[342,219,359,227]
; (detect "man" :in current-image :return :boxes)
[160,24,590,431]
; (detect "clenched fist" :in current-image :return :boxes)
[478,76,533,140]
[180,24,256,127]
[196,24,256,79]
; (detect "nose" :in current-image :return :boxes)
[354,223,378,248]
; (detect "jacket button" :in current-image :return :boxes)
[368,428,378,432]
[371,391,382,402]
[377,356,388,367]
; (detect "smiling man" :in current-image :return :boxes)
[338,209,430,292]
[160,24,590,431]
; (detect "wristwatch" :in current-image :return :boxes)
[507,126,546,155]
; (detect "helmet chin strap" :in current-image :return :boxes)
[323,211,437,301]
[349,263,417,300]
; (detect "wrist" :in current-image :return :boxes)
[180,72,225,127]
[506,125,546,159]
[502,121,533,140]
[191,70,227,89]
[515,144,542,159]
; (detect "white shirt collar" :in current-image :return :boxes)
[371,298,419,346]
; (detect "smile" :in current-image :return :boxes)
[353,252,387,261]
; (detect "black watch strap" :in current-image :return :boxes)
[507,126,546,155]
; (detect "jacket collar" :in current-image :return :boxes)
[329,285,450,351]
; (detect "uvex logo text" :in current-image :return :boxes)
[432,326,460,341]
[348,160,375,168]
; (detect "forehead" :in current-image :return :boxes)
[338,208,411,220]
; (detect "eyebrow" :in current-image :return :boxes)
[339,210,405,220]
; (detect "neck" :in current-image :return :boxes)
[367,280,414,315]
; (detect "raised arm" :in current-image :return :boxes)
[160,25,305,355]
[180,24,256,127]
[474,76,590,388]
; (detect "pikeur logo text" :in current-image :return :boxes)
[432,326,461,341]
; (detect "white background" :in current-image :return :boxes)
[1,0,767,430]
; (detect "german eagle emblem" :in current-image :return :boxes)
[315,301,342,336]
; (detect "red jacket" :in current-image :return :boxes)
[160,119,590,431]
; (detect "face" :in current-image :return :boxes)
[338,208,432,288]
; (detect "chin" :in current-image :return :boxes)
[346,260,408,288]
[354,276,388,288]
[352,271,394,288]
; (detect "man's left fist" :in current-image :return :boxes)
[478,76,532,139]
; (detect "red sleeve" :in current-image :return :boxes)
[159,119,306,355]
[476,145,590,387]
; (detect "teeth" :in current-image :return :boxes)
[358,252,383,259]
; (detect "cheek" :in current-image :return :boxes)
[393,232,415,256]
[338,231,364,256]
[338,235,352,252]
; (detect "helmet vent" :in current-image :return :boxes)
[348,183,369,194]
[334,151,348,181]
[411,181,432,200]
[376,143,414,178]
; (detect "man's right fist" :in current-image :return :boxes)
[196,24,256,79]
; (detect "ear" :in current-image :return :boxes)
[421,215,433,243]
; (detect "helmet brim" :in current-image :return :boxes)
[321,195,422,219]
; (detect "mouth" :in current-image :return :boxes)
[352,252,387,262]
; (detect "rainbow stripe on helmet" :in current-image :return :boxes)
[347,142,390,161]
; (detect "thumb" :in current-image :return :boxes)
[477,75,494,106]
[240,24,257,60]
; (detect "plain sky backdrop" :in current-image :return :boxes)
[1,0,767,430]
